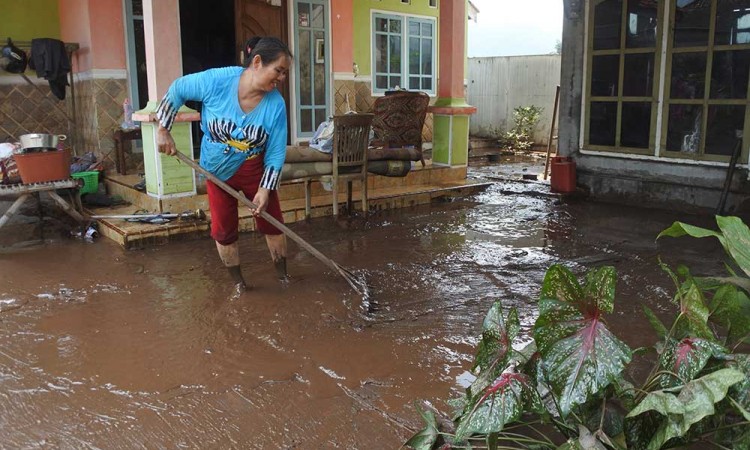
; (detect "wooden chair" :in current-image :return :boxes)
[331,114,374,216]
[371,91,430,166]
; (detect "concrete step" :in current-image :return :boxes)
[90,180,491,249]
[92,164,488,248]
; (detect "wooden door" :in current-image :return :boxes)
[235,0,290,140]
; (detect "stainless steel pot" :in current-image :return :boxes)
[19,133,66,150]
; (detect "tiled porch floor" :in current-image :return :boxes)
[90,163,491,248]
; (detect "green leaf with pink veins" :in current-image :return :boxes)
[533,265,632,418]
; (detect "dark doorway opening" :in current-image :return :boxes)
[180,0,236,74]
[179,0,236,155]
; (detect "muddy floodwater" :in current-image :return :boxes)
[0,161,731,448]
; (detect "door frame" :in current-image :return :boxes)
[122,0,144,109]
[289,0,332,142]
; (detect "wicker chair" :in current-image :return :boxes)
[371,91,430,166]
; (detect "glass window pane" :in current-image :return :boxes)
[132,0,143,16]
[390,76,402,89]
[593,0,623,50]
[376,75,388,89]
[623,53,654,96]
[390,36,401,73]
[314,31,326,105]
[589,101,618,146]
[422,77,432,91]
[410,37,420,74]
[410,77,420,89]
[299,30,311,104]
[422,39,432,75]
[299,2,310,27]
[666,104,702,153]
[620,102,651,148]
[670,52,706,99]
[591,55,620,96]
[410,21,420,36]
[376,18,388,32]
[705,105,745,155]
[715,1,750,45]
[710,50,750,99]
[315,109,326,130]
[301,109,313,133]
[626,0,658,48]
[423,22,433,37]
[312,4,324,28]
[674,0,711,48]
[376,35,388,73]
[390,19,401,33]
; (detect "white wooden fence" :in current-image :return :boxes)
[467,55,561,146]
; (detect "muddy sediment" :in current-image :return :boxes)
[0,161,729,448]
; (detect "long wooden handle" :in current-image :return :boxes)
[174,152,341,273]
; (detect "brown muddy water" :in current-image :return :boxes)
[0,161,731,449]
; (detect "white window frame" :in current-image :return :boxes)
[371,12,437,96]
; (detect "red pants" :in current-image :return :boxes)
[207,158,283,245]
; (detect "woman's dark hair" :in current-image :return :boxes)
[244,37,292,67]
[242,37,262,67]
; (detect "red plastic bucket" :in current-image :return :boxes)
[550,156,576,193]
[13,149,71,184]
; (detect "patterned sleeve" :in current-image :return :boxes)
[155,71,211,131]
[259,99,288,191]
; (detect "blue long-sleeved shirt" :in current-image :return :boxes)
[155,67,287,190]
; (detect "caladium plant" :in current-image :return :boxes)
[533,265,632,418]
[406,217,750,450]
[657,337,726,388]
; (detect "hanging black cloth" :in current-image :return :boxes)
[28,38,71,100]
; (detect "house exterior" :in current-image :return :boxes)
[1,0,476,180]
[558,0,750,212]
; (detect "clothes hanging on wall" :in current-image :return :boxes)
[28,38,71,100]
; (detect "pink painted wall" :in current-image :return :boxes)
[438,0,466,98]
[59,0,93,72]
[331,0,354,73]
[143,0,183,100]
[89,0,126,70]
[58,0,126,73]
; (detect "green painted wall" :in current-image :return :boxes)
[432,115,451,164]
[0,0,61,41]
[353,0,439,76]
[0,0,61,79]
[432,114,470,166]
[450,115,470,165]
[139,102,196,197]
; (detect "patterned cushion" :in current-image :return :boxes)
[371,91,429,150]
[368,147,421,161]
[285,145,331,163]
[281,161,332,180]
[281,160,412,181]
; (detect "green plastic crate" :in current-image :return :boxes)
[71,171,99,195]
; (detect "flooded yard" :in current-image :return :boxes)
[0,162,728,449]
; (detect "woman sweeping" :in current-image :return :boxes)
[156,37,292,295]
